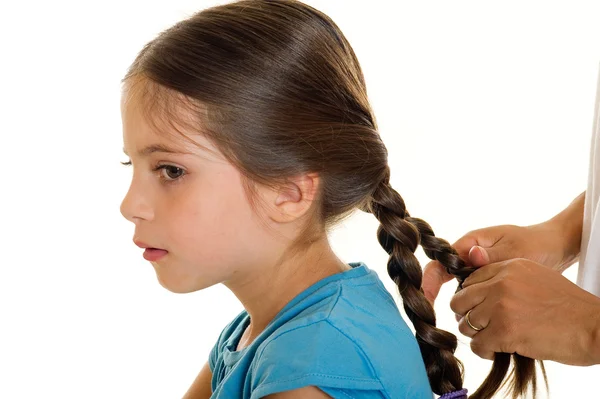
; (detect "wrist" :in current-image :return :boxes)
[545,217,580,271]
[585,300,600,366]
[543,193,585,271]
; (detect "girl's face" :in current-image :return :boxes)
[120,91,274,293]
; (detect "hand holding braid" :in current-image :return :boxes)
[366,172,545,399]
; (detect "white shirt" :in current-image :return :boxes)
[578,66,600,297]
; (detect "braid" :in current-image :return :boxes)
[368,179,464,394]
[366,170,545,398]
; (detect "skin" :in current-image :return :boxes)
[422,192,600,366]
[422,192,585,302]
[451,255,600,366]
[120,83,347,398]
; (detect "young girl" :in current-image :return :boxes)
[119,1,541,398]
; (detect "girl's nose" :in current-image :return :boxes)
[120,179,154,223]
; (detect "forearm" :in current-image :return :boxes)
[545,191,585,272]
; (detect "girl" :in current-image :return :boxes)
[119,1,541,398]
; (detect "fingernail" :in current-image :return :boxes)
[470,245,482,256]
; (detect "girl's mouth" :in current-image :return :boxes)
[143,248,168,262]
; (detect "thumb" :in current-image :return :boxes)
[422,260,454,304]
[468,245,492,267]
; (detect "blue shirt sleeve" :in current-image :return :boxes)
[249,319,385,399]
[319,388,387,399]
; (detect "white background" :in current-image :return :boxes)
[1,0,599,398]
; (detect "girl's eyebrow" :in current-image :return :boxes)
[122,144,192,157]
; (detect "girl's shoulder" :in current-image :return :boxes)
[249,274,432,398]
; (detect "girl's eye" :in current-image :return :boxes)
[157,165,185,181]
[121,160,132,166]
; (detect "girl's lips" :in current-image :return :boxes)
[143,248,168,262]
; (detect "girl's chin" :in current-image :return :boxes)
[154,268,216,294]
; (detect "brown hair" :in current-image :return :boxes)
[123,0,546,397]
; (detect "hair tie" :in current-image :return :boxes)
[439,388,468,399]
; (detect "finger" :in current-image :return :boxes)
[452,235,479,264]
[471,242,518,266]
[469,323,503,361]
[422,260,454,304]
[450,283,489,316]
[468,245,491,267]
[461,261,505,288]
[457,306,489,338]
[452,230,500,263]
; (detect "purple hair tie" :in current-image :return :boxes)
[439,388,468,399]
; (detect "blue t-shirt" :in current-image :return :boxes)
[209,262,433,399]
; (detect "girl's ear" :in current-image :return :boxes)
[265,173,320,223]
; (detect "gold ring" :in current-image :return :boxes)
[465,309,484,332]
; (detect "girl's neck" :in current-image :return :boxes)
[227,237,349,350]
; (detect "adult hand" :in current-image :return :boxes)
[422,222,575,304]
[449,258,600,366]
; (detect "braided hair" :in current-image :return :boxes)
[366,167,546,398]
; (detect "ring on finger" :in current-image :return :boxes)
[465,309,484,332]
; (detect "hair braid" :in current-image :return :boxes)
[367,169,545,398]
[368,177,464,394]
